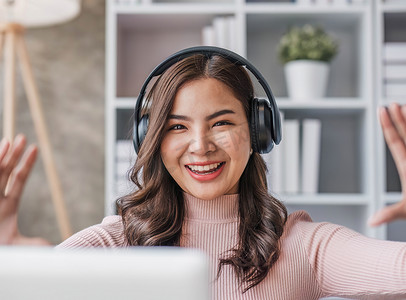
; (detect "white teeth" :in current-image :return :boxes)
[187,162,222,172]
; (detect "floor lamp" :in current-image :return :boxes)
[0,0,81,240]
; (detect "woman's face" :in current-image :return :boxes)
[160,78,251,200]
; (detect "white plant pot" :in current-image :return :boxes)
[284,60,330,101]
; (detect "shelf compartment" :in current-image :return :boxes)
[286,204,369,234]
[246,12,366,99]
[383,12,406,42]
[116,12,235,97]
[280,110,365,194]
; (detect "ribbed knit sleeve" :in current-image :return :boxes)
[57,215,126,248]
[296,211,406,299]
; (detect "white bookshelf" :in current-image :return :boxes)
[374,0,406,242]
[105,0,404,247]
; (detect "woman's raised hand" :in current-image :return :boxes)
[0,134,50,245]
[369,103,406,227]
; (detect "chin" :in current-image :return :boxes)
[185,186,237,200]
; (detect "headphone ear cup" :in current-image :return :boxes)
[133,114,149,154]
[250,98,260,153]
[251,98,274,154]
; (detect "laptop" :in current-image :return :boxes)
[0,246,210,300]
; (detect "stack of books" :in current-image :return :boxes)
[262,115,322,195]
[383,42,406,98]
[201,16,238,53]
[115,140,136,198]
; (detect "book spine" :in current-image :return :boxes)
[383,43,406,63]
[301,119,322,194]
[383,64,406,81]
[283,119,300,194]
[385,82,406,97]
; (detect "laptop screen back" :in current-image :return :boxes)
[0,247,210,300]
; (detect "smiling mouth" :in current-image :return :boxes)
[185,162,225,175]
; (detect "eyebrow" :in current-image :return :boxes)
[168,109,236,121]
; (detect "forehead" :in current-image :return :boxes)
[170,78,246,116]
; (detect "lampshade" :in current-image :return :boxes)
[0,0,81,28]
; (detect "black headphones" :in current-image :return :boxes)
[133,46,282,155]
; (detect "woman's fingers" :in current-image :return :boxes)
[0,135,27,195]
[388,103,406,143]
[375,104,406,225]
[0,139,10,165]
[368,202,405,227]
[379,106,406,188]
[0,134,48,246]
[6,145,38,211]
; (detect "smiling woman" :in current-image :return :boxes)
[117,53,287,292]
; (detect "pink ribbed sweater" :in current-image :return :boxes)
[58,193,406,299]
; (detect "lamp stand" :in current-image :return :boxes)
[0,23,72,240]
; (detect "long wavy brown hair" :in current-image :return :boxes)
[117,54,287,291]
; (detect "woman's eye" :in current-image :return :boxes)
[213,121,232,127]
[169,124,186,131]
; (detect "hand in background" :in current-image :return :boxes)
[0,134,50,245]
[369,103,406,227]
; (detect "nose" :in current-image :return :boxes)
[188,129,216,156]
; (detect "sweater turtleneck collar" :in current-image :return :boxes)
[183,192,239,222]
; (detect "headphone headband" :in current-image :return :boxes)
[134,46,281,153]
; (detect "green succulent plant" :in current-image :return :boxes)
[278,24,339,64]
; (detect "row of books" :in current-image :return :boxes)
[383,43,406,98]
[201,16,238,53]
[262,117,322,195]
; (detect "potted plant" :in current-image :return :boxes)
[277,24,338,101]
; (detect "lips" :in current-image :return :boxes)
[185,162,225,181]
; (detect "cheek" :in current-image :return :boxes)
[160,136,186,174]
[220,126,251,155]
